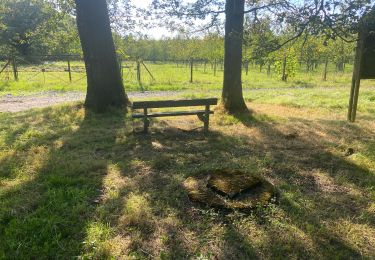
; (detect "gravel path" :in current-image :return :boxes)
[0,86,350,113]
[0,91,182,112]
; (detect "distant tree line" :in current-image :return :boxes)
[1,0,370,113]
[0,0,354,73]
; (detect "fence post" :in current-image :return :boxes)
[323,59,328,81]
[11,57,18,81]
[67,58,72,82]
[348,33,364,122]
[136,60,141,83]
[190,59,193,83]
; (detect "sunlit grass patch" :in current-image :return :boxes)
[2,61,375,96]
[1,94,375,258]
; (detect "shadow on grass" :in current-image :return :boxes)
[78,112,374,258]
[231,111,374,258]
[0,105,127,258]
[0,106,374,258]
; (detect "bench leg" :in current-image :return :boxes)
[204,105,210,133]
[143,108,149,133]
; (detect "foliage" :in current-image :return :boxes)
[243,16,278,63]
[273,46,299,79]
[0,0,80,57]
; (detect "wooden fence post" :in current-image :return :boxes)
[67,58,72,82]
[348,33,364,122]
[136,60,141,83]
[323,59,328,81]
[11,57,18,81]
[141,61,155,81]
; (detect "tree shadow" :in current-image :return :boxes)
[1,106,374,258]
[0,105,127,258]
[112,112,373,258]
[231,111,374,258]
[83,122,265,258]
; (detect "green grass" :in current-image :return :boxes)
[1,60,375,95]
[1,88,375,258]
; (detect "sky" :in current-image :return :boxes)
[129,0,211,39]
[131,0,172,39]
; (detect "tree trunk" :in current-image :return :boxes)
[221,0,247,113]
[281,56,287,81]
[75,0,128,112]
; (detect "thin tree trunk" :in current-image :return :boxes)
[221,0,247,113]
[282,56,287,81]
[245,60,249,76]
[75,0,128,112]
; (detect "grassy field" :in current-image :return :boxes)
[1,60,375,95]
[1,87,375,258]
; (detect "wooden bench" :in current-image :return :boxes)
[132,98,218,133]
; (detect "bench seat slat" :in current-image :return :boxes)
[132,98,218,109]
[132,110,213,118]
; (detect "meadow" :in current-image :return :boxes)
[1,86,375,258]
[1,60,374,95]
[1,59,375,258]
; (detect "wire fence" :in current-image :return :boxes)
[0,55,354,92]
[0,55,231,92]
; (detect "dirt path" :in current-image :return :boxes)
[0,91,182,112]
[0,86,352,113]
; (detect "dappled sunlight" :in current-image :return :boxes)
[0,145,50,194]
[328,219,375,256]
[102,164,131,202]
[78,108,374,257]
[0,104,130,258]
[1,100,375,258]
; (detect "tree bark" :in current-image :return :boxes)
[75,0,128,112]
[221,0,248,113]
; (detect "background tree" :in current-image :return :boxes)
[148,0,371,113]
[274,45,298,81]
[0,0,80,57]
[221,0,247,113]
[201,33,224,75]
[75,0,128,112]
[243,16,278,72]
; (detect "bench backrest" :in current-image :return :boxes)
[132,98,218,109]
